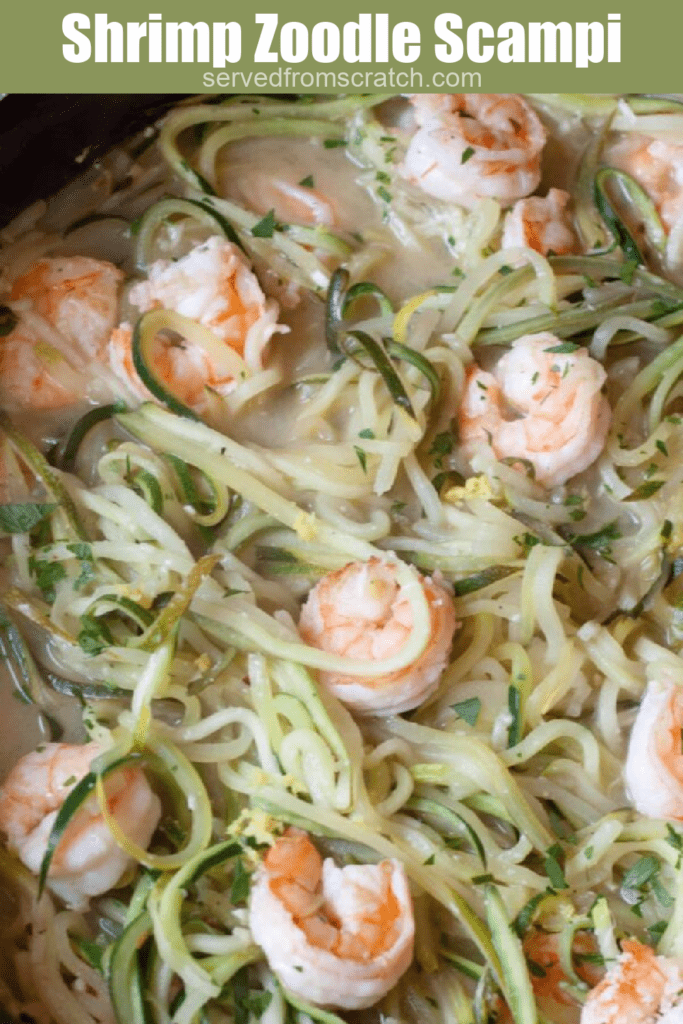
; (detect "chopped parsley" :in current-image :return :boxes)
[251,209,278,238]
[451,696,481,727]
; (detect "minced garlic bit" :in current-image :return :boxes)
[444,474,496,505]
[294,510,318,542]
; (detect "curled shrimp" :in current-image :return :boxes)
[298,558,458,716]
[0,742,161,910]
[0,256,122,411]
[458,333,611,488]
[581,939,683,1024]
[108,236,287,411]
[401,93,546,209]
[8,256,122,357]
[609,135,683,234]
[227,172,336,227]
[625,677,683,821]
[249,829,414,1009]
[501,189,578,258]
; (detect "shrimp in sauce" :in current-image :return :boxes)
[227,172,336,227]
[609,135,683,234]
[501,188,578,258]
[401,93,546,209]
[298,558,457,716]
[458,332,611,488]
[108,236,287,411]
[0,742,161,910]
[581,940,683,1024]
[0,256,122,410]
[249,829,414,1009]
[625,677,683,821]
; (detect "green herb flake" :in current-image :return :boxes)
[570,520,621,554]
[514,532,542,555]
[377,185,392,203]
[0,503,57,535]
[353,446,368,473]
[358,428,375,440]
[429,431,455,469]
[544,844,568,890]
[230,858,251,905]
[323,139,346,149]
[451,696,481,727]
[424,853,436,865]
[251,209,278,239]
[621,855,659,891]
[29,557,67,604]
[77,613,114,656]
[544,342,581,354]
[66,542,96,589]
[624,480,665,502]
[666,825,683,854]
[461,146,475,164]
[507,685,521,747]
[298,174,314,188]
[652,875,675,908]
[375,170,391,184]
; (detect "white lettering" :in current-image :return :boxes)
[254,13,278,62]
[467,21,494,62]
[62,13,91,63]
[393,22,420,63]
[311,22,339,63]
[434,13,463,63]
[575,21,604,67]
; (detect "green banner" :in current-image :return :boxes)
[1,0,682,93]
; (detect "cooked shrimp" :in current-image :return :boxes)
[249,829,414,1009]
[502,189,578,258]
[9,256,122,357]
[227,172,336,227]
[458,332,611,488]
[127,235,285,364]
[0,256,122,411]
[401,94,546,209]
[625,677,683,821]
[0,323,79,410]
[524,930,603,1024]
[581,940,683,1024]
[0,742,161,910]
[298,558,457,716]
[609,135,683,233]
